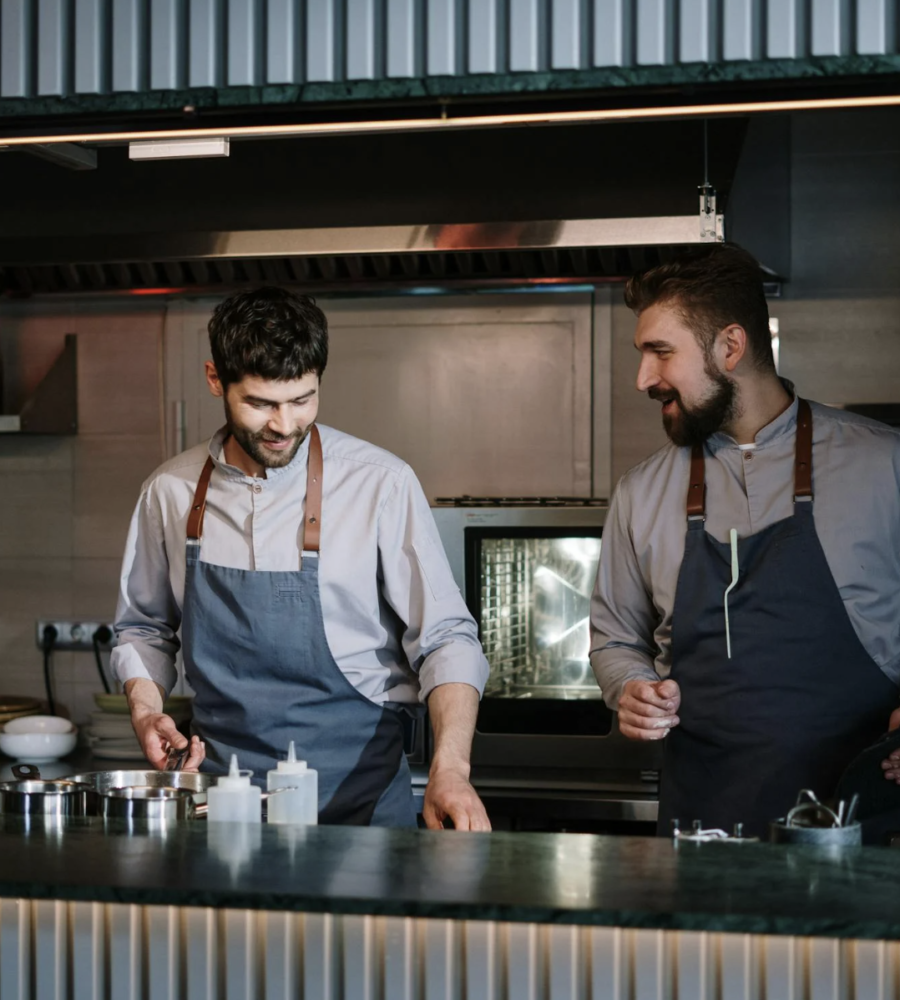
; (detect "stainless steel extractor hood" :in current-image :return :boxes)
[0,198,726,295]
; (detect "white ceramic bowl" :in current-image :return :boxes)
[0,729,78,763]
[3,715,75,735]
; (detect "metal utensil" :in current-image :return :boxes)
[0,778,94,817]
[99,786,197,823]
[66,769,213,803]
[163,744,190,772]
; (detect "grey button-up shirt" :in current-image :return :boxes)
[112,424,489,704]
[591,395,900,709]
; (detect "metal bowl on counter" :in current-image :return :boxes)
[0,779,94,817]
[67,769,213,804]
[99,786,198,823]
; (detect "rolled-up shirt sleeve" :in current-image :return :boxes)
[590,477,660,710]
[110,484,182,696]
[377,466,490,703]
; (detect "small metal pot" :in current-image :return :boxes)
[99,786,197,823]
[769,821,862,846]
[0,779,94,817]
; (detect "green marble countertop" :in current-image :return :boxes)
[1,817,900,939]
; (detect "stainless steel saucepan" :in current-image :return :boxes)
[67,769,213,804]
[0,778,94,817]
[99,786,199,823]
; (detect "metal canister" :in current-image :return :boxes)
[0,779,94,817]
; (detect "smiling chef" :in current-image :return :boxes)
[590,244,900,838]
[111,287,491,830]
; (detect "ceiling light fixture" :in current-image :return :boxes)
[0,93,897,148]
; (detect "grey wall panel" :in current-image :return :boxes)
[857,0,896,54]
[551,0,584,70]
[1,0,34,98]
[306,0,337,82]
[2,0,898,103]
[227,0,264,85]
[346,0,379,80]
[426,0,458,75]
[509,0,544,72]
[767,0,807,60]
[811,0,853,56]
[189,0,224,88]
[468,0,502,74]
[723,0,762,61]
[593,0,629,66]
[111,0,147,93]
[37,0,71,96]
[74,0,109,93]
[267,0,302,84]
[386,0,420,77]
[636,0,673,65]
[679,0,718,63]
[150,0,186,91]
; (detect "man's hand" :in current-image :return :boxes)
[125,678,205,772]
[618,678,681,740]
[423,765,491,832]
[880,707,900,783]
[424,682,491,831]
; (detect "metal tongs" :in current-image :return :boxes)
[163,744,190,772]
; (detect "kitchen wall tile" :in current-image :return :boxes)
[0,436,73,475]
[0,476,73,558]
[73,434,164,559]
[73,315,164,436]
[71,558,122,620]
[0,313,76,411]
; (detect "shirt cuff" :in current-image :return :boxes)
[110,642,179,698]
[417,643,490,704]
[590,653,659,711]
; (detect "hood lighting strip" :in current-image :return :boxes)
[0,94,897,148]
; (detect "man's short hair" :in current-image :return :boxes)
[208,287,329,388]
[624,244,774,372]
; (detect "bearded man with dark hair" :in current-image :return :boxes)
[590,244,900,839]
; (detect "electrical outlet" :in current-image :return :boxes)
[36,620,116,652]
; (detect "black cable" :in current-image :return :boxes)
[41,624,58,716]
[92,626,113,694]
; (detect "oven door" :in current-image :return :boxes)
[464,523,663,775]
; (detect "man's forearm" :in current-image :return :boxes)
[427,682,479,775]
[124,677,167,720]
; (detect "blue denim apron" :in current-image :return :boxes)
[658,399,897,838]
[180,425,416,827]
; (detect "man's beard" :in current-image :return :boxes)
[224,401,308,469]
[650,364,737,448]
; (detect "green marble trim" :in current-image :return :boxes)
[0,54,898,122]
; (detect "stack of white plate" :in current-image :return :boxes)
[84,694,193,761]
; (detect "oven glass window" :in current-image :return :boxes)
[479,535,602,701]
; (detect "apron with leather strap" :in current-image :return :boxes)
[180,424,416,827]
[657,399,897,838]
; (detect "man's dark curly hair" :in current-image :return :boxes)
[208,287,329,388]
[624,243,774,373]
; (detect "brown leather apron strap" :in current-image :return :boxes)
[186,424,324,548]
[686,443,706,519]
[186,457,215,541]
[794,398,813,501]
[302,424,323,553]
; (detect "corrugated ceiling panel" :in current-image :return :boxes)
[74,0,109,94]
[0,0,895,101]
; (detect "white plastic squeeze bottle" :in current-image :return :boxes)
[266,741,318,825]
[207,754,262,823]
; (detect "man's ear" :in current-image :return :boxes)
[204,361,224,398]
[719,324,748,373]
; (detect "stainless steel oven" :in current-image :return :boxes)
[432,499,661,831]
